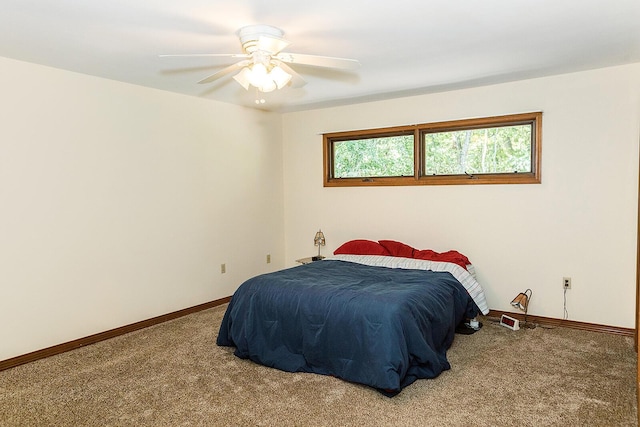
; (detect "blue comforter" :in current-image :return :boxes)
[217,260,477,395]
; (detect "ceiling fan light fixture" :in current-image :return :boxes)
[234,62,291,93]
[270,65,292,89]
[247,63,268,87]
[232,67,252,90]
[259,79,277,93]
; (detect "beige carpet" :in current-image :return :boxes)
[0,304,637,426]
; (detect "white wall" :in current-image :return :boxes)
[0,57,285,360]
[2,58,637,362]
[282,63,640,329]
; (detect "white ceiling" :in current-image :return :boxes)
[2,0,639,112]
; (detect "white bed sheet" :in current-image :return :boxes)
[327,254,489,315]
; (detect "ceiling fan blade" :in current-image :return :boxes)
[159,53,249,59]
[257,35,291,54]
[275,53,360,70]
[275,62,307,88]
[197,60,251,84]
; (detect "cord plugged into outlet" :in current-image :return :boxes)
[562,277,570,320]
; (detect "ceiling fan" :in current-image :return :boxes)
[160,25,360,94]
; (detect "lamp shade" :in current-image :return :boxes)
[510,289,532,312]
[248,63,268,87]
[233,67,252,90]
[314,230,325,247]
[270,65,292,89]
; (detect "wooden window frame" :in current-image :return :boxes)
[323,112,542,187]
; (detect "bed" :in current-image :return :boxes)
[216,240,489,396]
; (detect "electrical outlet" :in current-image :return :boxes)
[563,277,571,289]
[267,254,271,264]
[221,263,226,274]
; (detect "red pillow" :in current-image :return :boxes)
[440,250,471,266]
[413,249,438,260]
[333,239,391,256]
[378,240,415,258]
[413,249,470,269]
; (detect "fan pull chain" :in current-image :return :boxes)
[254,88,266,105]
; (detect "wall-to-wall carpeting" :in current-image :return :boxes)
[0,305,636,426]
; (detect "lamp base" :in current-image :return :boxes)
[311,255,325,261]
[521,321,537,329]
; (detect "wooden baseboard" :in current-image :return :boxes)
[0,296,231,372]
[2,301,633,372]
[487,310,635,337]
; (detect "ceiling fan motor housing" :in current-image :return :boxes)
[237,25,285,54]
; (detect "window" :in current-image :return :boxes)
[323,112,541,186]
[333,132,414,178]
